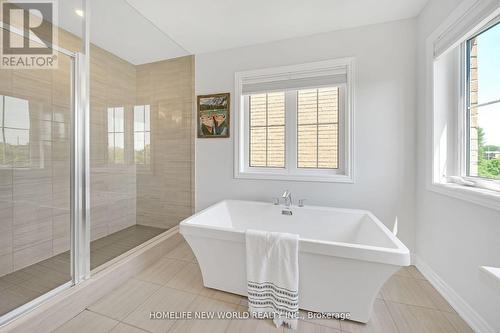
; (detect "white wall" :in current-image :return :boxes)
[416,0,500,332]
[195,19,417,251]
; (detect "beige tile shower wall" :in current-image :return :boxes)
[89,45,137,241]
[135,56,195,229]
[0,28,137,277]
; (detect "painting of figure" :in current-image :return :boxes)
[197,93,230,138]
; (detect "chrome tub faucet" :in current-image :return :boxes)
[281,190,293,215]
[282,190,292,208]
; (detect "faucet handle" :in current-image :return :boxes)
[298,199,306,207]
[272,197,280,205]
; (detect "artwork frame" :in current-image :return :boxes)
[197,93,230,138]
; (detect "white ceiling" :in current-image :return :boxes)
[58,0,428,64]
[126,0,429,54]
[58,0,189,64]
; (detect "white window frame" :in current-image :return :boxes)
[427,1,500,211]
[234,58,355,183]
[461,18,500,191]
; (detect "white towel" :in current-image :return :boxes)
[245,229,299,329]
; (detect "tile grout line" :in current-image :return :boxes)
[383,298,456,314]
[162,288,203,333]
[87,279,163,321]
[379,298,403,333]
[116,320,154,333]
[438,308,470,333]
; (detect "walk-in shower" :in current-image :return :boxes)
[0,0,194,325]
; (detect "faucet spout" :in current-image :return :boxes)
[281,190,292,208]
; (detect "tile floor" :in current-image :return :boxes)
[53,237,474,333]
[0,225,165,317]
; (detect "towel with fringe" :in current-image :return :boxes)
[245,229,299,329]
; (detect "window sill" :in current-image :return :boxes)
[234,171,354,183]
[428,182,500,212]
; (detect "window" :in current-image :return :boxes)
[107,107,125,164]
[133,105,151,166]
[249,92,285,168]
[235,59,354,182]
[430,6,500,207]
[297,87,339,169]
[466,22,500,181]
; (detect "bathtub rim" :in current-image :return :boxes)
[180,199,410,266]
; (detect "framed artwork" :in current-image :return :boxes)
[197,93,230,138]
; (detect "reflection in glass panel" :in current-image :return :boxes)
[107,108,114,132]
[145,131,151,164]
[145,105,150,129]
[0,96,31,167]
[108,133,115,164]
[134,105,145,132]
[134,105,151,166]
[107,107,125,164]
[115,133,125,163]
[4,96,29,129]
[114,107,124,132]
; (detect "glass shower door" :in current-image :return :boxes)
[0,28,75,320]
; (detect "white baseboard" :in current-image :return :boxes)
[410,252,416,265]
[414,255,494,333]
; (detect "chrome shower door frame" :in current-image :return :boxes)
[0,0,91,326]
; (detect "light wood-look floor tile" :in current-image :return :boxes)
[394,266,413,278]
[299,310,341,330]
[407,265,426,280]
[386,301,457,333]
[53,310,118,333]
[381,275,436,308]
[340,299,397,333]
[417,279,456,313]
[442,311,474,333]
[226,305,284,333]
[88,278,160,320]
[52,242,473,333]
[135,257,187,286]
[164,259,244,305]
[165,240,196,262]
[110,322,149,333]
[169,295,238,333]
[285,320,341,333]
[240,297,249,307]
[199,287,244,305]
[122,287,197,333]
[165,262,204,294]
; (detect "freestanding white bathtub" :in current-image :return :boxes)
[180,200,410,323]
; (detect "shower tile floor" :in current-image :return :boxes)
[0,225,165,317]
[54,237,474,333]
